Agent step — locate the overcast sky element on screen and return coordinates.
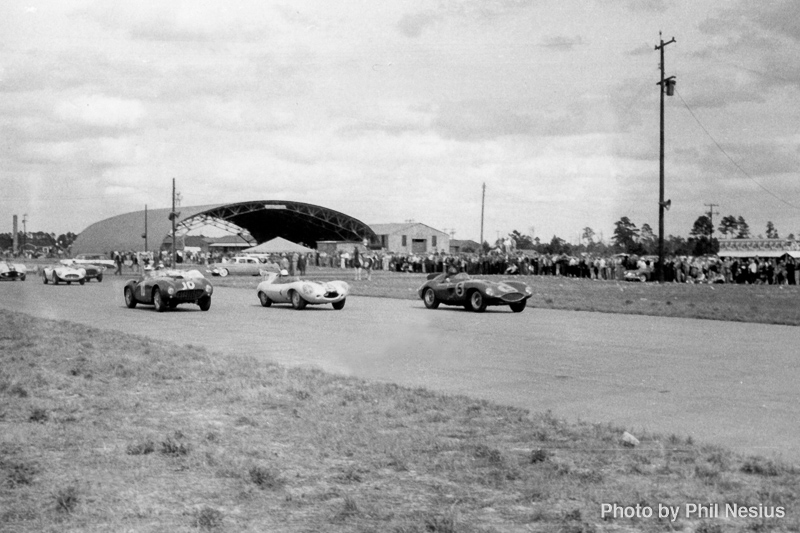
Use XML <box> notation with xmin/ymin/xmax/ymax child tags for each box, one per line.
<box><xmin>3</xmin><ymin>0</ymin><xmax>800</xmax><ymax>244</ymax></box>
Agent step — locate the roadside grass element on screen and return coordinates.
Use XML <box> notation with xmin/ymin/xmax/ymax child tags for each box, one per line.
<box><xmin>1</xmin><ymin>308</ymin><xmax>798</xmax><ymax>531</ymax></box>
<box><xmin>209</xmin><ymin>267</ymin><xmax>800</xmax><ymax>326</ymax></box>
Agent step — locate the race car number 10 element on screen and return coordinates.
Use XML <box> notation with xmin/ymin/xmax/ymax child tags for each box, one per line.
<box><xmin>180</xmin><ymin>281</ymin><xmax>196</xmax><ymax>290</ymax></box>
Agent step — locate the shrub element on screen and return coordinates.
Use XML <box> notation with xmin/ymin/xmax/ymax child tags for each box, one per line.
<box><xmin>55</xmin><ymin>485</ymin><xmax>79</xmax><ymax>513</ymax></box>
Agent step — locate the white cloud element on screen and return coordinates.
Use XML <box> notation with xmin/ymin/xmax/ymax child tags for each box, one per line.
<box><xmin>54</xmin><ymin>94</ymin><xmax>145</xmax><ymax>129</ymax></box>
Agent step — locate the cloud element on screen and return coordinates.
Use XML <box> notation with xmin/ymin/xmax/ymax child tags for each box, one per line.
<box><xmin>397</xmin><ymin>11</ymin><xmax>441</xmax><ymax>38</ymax></box>
<box><xmin>54</xmin><ymin>94</ymin><xmax>145</xmax><ymax>129</ymax></box>
<box><xmin>540</xmin><ymin>35</ymin><xmax>584</xmax><ymax>51</ymax></box>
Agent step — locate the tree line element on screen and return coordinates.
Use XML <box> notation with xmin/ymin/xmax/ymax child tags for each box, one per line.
<box><xmin>503</xmin><ymin>214</ymin><xmax>790</xmax><ymax>257</ymax></box>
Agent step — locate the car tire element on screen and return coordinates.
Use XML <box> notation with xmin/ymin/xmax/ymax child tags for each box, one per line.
<box><xmin>97</xmin><ymin>274</ymin><xmax>103</xmax><ymax>282</ymax></box>
<box><xmin>423</xmin><ymin>288</ymin><xmax>440</xmax><ymax>309</ymax></box>
<box><xmin>258</xmin><ymin>291</ymin><xmax>272</xmax><ymax>307</ymax></box>
<box><xmin>124</xmin><ymin>287</ymin><xmax>137</xmax><ymax>308</ymax></box>
<box><xmin>53</xmin><ymin>277</ymin><xmax>58</xmax><ymax>285</ymax></box>
<box><xmin>290</xmin><ymin>290</ymin><xmax>307</xmax><ymax>310</ymax></box>
<box><xmin>20</xmin><ymin>274</ymin><xmax>25</xmax><ymax>281</ymax></box>
<box><xmin>43</xmin><ymin>275</ymin><xmax>48</xmax><ymax>284</ymax></box>
<box><xmin>153</xmin><ymin>288</ymin><xmax>167</xmax><ymax>312</ymax></box>
<box><xmin>219</xmin><ymin>268</ymin><xmax>229</xmax><ymax>277</ymax></box>
<box><xmin>198</xmin><ymin>296</ymin><xmax>211</xmax><ymax>311</ymax></box>
<box><xmin>467</xmin><ymin>290</ymin><xmax>487</xmax><ymax>313</ymax></box>
<box><xmin>509</xmin><ymin>301</ymin><xmax>526</xmax><ymax>313</ymax></box>
<box><xmin>67</xmin><ymin>281</ymin><xmax>71</xmax><ymax>285</ymax></box>
<box><xmin>79</xmin><ymin>279</ymin><xmax>85</xmax><ymax>285</ymax></box>
<box><xmin>332</xmin><ymin>298</ymin><xmax>346</xmax><ymax>310</ymax></box>
<box><xmin>639</xmin><ymin>273</ymin><xmax>647</xmax><ymax>283</ymax></box>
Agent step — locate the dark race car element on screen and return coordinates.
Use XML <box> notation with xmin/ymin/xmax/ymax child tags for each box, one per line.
<box><xmin>124</xmin><ymin>268</ymin><xmax>213</xmax><ymax>312</ymax></box>
<box><xmin>417</xmin><ymin>272</ymin><xmax>532</xmax><ymax>313</ymax></box>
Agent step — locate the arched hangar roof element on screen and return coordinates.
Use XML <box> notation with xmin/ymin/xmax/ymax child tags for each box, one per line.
<box><xmin>71</xmin><ymin>200</ymin><xmax>377</xmax><ymax>255</ymax></box>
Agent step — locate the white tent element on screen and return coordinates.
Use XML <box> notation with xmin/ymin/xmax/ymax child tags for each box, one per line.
<box><xmin>243</xmin><ymin>237</ymin><xmax>314</xmax><ymax>254</ymax></box>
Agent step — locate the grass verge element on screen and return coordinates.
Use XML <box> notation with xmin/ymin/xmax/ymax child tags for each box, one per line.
<box><xmin>1</xmin><ymin>308</ymin><xmax>798</xmax><ymax>532</ymax></box>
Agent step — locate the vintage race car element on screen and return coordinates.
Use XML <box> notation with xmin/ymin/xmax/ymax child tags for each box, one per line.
<box><xmin>124</xmin><ymin>269</ymin><xmax>213</xmax><ymax>312</ymax></box>
<box><xmin>41</xmin><ymin>264</ymin><xmax>86</xmax><ymax>285</ymax></box>
<box><xmin>60</xmin><ymin>259</ymin><xmax>105</xmax><ymax>282</ymax></box>
<box><xmin>417</xmin><ymin>272</ymin><xmax>532</xmax><ymax>313</ymax></box>
<box><xmin>0</xmin><ymin>261</ymin><xmax>27</xmax><ymax>281</ymax></box>
<box><xmin>256</xmin><ymin>271</ymin><xmax>349</xmax><ymax>310</ymax></box>
<box><xmin>74</xmin><ymin>253</ymin><xmax>116</xmax><ymax>268</ymax></box>
<box><xmin>208</xmin><ymin>256</ymin><xmax>276</xmax><ymax>277</ymax></box>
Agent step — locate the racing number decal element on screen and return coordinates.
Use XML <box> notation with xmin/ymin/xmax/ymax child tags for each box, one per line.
<box><xmin>455</xmin><ymin>282</ymin><xmax>465</xmax><ymax>298</ymax></box>
<box><xmin>180</xmin><ymin>281</ymin><xmax>196</xmax><ymax>290</ymax></box>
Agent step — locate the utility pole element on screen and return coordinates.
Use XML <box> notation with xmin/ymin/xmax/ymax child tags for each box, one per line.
<box><xmin>656</xmin><ymin>32</ymin><xmax>676</xmax><ymax>283</ymax></box>
<box><xmin>704</xmin><ymin>203</ymin><xmax>719</xmax><ymax>238</ymax></box>
<box><xmin>142</xmin><ymin>204</ymin><xmax>148</xmax><ymax>253</ymax></box>
<box><xmin>22</xmin><ymin>214</ymin><xmax>28</xmax><ymax>250</ymax></box>
<box><xmin>168</xmin><ymin>179</ymin><xmax>180</xmax><ymax>267</ymax></box>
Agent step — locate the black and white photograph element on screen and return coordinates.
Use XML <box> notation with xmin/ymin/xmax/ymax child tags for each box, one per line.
<box><xmin>2</xmin><ymin>1</ymin><xmax>800</xmax><ymax>531</ymax></box>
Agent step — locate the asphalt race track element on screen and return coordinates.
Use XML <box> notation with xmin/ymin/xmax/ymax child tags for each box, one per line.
<box><xmin>2</xmin><ymin>276</ymin><xmax>799</xmax><ymax>463</ymax></box>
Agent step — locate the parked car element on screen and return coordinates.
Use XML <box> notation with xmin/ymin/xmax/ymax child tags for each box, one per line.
<box><xmin>41</xmin><ymin>264</ymin><xmax>86</xmax><ymax>285</ymax></box>
<box><xmin>60</xmin><ymin>259</ymin><xmax>105</xmax><ymax>282</ymax></box>
<box><xmin>256</xmin><ymin>270</ymin><xmax>349</xmax><ymax>310</ymax></box>
<box><xmin>124</xmin><ymin>269</ymin><xmax>213</xmax><ymax>312</ymax></box>
<box><xmin>209</xmin><ymin>256</ymin><xmax>276</xmax><ymax>277</ymax></box>
<box><xmin>0</xmin><ymin>261</ymin><xmax>27</xmax><ymax>281</ymax></box>
<box><xmin>417</xmin><ymin>272</ymin><xmax>532</xmax><ymax>313</ymax></box>
<box><xmin>74</xmin><ymin>254</ymin><xmax>116</xmax><ymax>268</ymax></box>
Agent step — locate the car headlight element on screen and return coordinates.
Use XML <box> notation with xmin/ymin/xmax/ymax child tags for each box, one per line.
<box><xmin>485</xmin><ymin>287</ymin><xmax>497</xmax><ymax>297</ymax></box>
<box><xmin>525</xmin><ymin>286</ymin><xmax>532</xmax><ymax>294</ymax></box>
<box><xmin>168</xmin><ymin>287</ymin><xmax>175</xmax><ymax>295</ymax></box>
<box><xmin>206</xmin><ymin>285</ymin><xmax>213</xmax><ymax>294</ymax></box>
<box><xmin>302</xmin><ymin>284</ymin><xmax>315</xmax><ymax>295</ymax></box>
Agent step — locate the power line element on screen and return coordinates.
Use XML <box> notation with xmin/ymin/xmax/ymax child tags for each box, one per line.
<box><xmin>674</xmin><ymin>88</ymin><xmax>800</xmax><ymax>210</ymax></box>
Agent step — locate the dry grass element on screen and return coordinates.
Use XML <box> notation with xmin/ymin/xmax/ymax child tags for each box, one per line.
<box><xmin>1</xmin><ymin>308</ymin><xmax>799</xmax><ymax>532</ymax></box>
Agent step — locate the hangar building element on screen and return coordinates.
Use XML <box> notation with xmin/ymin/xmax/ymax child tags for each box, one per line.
<box><xmin>71</xmin><ymin>201</ymin><xmax>377</xmax><ymax>256</ymax></box>
<box><xmin>370</xmin><ymin>223</ymin><xmax>450</xmax><ymax>254</ymax></box>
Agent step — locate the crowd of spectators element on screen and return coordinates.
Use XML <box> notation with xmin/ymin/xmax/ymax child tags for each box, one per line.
<box><xmin>82</xmin><ymin>247</ymin><xmax>800</xmax><ymax>286</ymax></box>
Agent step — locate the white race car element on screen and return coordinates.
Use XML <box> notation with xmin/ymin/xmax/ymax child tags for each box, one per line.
<box><xmin>256</xmin><ymin>271</ymin><xmax>349</xmax><ymax>310</ymax></box>
<box><xmin>0</xmin><ymin>261</ymin><xmax>27</xmax><ymax>281</ymax></box>
<box><xmin>41</xmin><ymin>264</ymin><xmax>87</xmax><ymax>285</ymax></box>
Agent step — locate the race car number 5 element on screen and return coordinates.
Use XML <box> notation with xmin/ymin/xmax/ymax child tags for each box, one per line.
<box><xmin>455</xmin><ymin>282</ymin><xmax>465</xmax><ymax>297</ymax></box>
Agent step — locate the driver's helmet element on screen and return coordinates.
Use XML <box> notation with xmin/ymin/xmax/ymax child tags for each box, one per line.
<box><xmin>447</xmin><ymin>266</ymin><xmax>459</xmax><ymax>276</ymax></box>
<box><xmin>280</xmin><ymin>269</ymin><xmax>289</xmax><ymax>276</ymax></box>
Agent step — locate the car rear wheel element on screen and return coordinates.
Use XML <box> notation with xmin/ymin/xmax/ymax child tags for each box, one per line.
<box><xmin>198</xmin><ymin>296</ymin><xmax>211</xmax><ymax>311</ymax></box>
<box><xmin>332</xmin><ymin>298</ymin><xmax>346</xmax><ymax>310</ymax></box>
<box><xmin>20</xmin><ymin>274</ymin><xmax>25</xmax><ymax>281</ymax></box>
<box><xmin>639</xmin><ymin>273</ymin><xmax>647</xmax><ymax>283</ymax></box>
<box><xmin>153</xmin><ymin>288</ymin><xmax>167</xmax><ymax>312</ymax></box>
<box><xmin>258</xmin><ymin>291</ymin><xmax>272</xmax><ymax>307</ymax></box>
<box><xmin>43</xmin><ymin>275</ymin><xmax>48</xmax><ymax>284</ymax></box>
<box><xmin>423</xmin><ymin>288</ymin><xmax>440</xmax><ymax>309</ymax></box>
<box><xmin>97</xmin><ymin>274</ymin><xmax>103</xmax><ymax>282</ymax></box>
<box><xmin>468</xmin><ymin>290</ymin><xmax>487</xmax><ymax>313</ymax></box>
<box><xmin>219</xmin><ymin>268</ymin><xmax>229</xmax><ymax>277</ymax></box>
<box><xmin>509</xmin><ymin>301</ymin><xmax>526</xmax><ymax>313</ymax></box>
<box><xmin>124</xmin><ymin>287</ymin><xmax>137</xmax><ymax>308</ymax></box>
<box><xmin>290</xmin><ymin>290</ymin><xmax>307</xmax><ymax>310</ymax></box>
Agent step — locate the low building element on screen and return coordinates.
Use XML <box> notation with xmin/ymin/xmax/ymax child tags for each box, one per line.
<box><xmin>450</xmin><ymin>239</ymin><xmax>481</xmax><ymax>254</ymax></box>
<box><xmin>370</xmin><ymin>223</ymin><xmax>449</xmax><ymax>254</ymax></box>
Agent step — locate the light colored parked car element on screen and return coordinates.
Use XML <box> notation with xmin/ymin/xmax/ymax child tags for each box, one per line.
<box><xmin>209</xmin><ymin>256</ymin><xmax>275</xmax><ymax>277</ymax></box>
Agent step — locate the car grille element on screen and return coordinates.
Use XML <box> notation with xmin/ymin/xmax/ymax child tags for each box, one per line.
<box><xmin>324</xmin><ymin>291</ymin><xmax>340</xmax><ymax>298</ymax></box>
<box><xmin>501</xmin><ymin>293</ymin><xmax>524</xmax><ymax>302</ymax></box>
<box><xmin>175</xmin><ymin>289</ymin><xmax>205</xmax><ymax>301</ymax></box>
<box><xmin>65</xmin><ymin>274</ymin><xmax>80</xmax><ymax>280</ymax></box>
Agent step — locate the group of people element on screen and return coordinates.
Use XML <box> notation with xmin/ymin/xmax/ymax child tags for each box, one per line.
<box><xmin>99</xmin><ymin>247</ymin><xmax>799</xmax><ymax>286</ymax></box>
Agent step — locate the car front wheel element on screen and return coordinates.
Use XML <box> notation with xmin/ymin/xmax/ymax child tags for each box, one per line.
<box><xmin>198</xmin><ymin>296</ymin><xmax>211</xmax><ymax>311</ymax></box>
<box><xmin>290</xmin><ymin>290</ymin><xmax>307</xmax><ymax>310</ymax></box>
<box><xmin>219</xmin><ymin>268</ymin><xmax>229</xmax><ymax>277</ymax></box>
<box><xmin>332</xmin><ymin>298</ymin><xmax>346</xmax><ymax>310</ymax></box>
<box><xmin>423</xmin><ymin>288</ymin><xmax>440</xmax><ymax>309</ymax></box>
<box><xmin>468</xmin><ymin>290</ymin><xmax>487</xmax><ymax>313</ymax></box>
<box><xmin>509</xmin><ymin>301</ymin><xmax>526</xmax><ymax>313</ymax></box>
<box><xmin>124</xmin><ymin>287</ymin><xmax>137</xmax><ymax>308</ymax></box>
<box><xmin>258</xmin><ymin>292</ymin><xmax>272</xmax><ymax>307</ymax></box>
<box><xmin>153</xmin><ymin>288</ymin><xmax>167</xmax><ymax>312</ymax></box>
<box><xmin>43</xmin><ymin>275</ymin><xmax>48</xmax><ymax>284</ymax></box>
